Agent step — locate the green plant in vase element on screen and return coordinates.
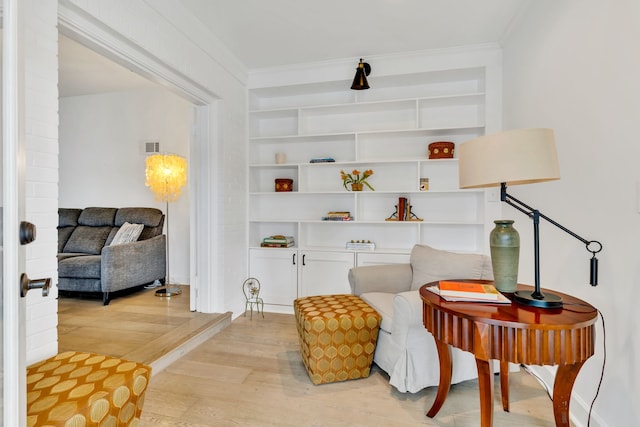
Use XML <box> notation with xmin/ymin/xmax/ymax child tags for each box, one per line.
<box><xmin>340</xmin><ymin>169</ymin><xmax>375</xmax><ymax>191</ymax></box>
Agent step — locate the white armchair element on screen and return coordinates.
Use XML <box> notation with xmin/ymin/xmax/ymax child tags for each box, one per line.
<box><xmin>348</xmin><ymin>244</ymin><xmax>494</xmax><ymax>393</ymax></box>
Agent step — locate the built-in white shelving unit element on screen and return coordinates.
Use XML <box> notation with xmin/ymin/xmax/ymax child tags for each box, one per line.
<box><xmin>248</xmin><ymin>51</ymin><xmax>501</xmax><ymax>311</ymax></box>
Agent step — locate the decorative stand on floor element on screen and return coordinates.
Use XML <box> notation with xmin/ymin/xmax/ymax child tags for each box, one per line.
<box><xmin>242</xmin><ymin>277</ymin><xmax>264</xmax><ymax>319</ymax></box>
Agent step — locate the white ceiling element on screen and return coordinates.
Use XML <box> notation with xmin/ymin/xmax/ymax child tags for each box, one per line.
<box><xmin>58</xmin><ymin>36</ymin><xmax>159</xmax><ymax>97</ymax></box>
<box><xmin>180</xmin><ymin>0</ymin><xmax>528</xmax><ymax>69</ymax></box>
<box><xmin>59</xmin><ymin>0</ymin><xmax>528</xmax><ymax>96</ymax></box>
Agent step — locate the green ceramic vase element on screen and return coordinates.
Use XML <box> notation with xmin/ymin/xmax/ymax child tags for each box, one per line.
<box><xmin>490</xmin><ymin>220</ymin><xmax>520</xmax><ymax>293</ymax></box>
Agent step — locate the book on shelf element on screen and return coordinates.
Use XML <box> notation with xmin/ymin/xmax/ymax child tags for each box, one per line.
<box><xmin>309</xmin><ymin>157</ymin><xmax>335</xmax><ymax>163</ymax></box>
<box><xmin>438</xmin><ymin>280</ymin><xmax>503</xmax><ymax>301</ymax></box>
<box><xmin>323</xmin><ymin>211</ymin><xmax>352</xmax><ymax>221</ymax></box>
<box><xmin>398</xmin><ymin>197</ymin><xmax>408</xmax><ymax>221</ymax></box>
<box><xmin>326</xmin><ymin>211</ymin><xmax>350</xmax><ymax>218</ymax></box>
<box><xmin>322</xmin><ymin>216</ymin><xmax>353</xmax><ymax>221</ymax></box>
<box><xmin>426</xmin><ymin>285</ymin><xmax>510</xmax><ymax>304</ymax></box>
<box><xmin>262</xmin><ymin>235</ymin><xmax>295</xmax><ymax>244</ymax></box>
<box><xmin>260</xmin><ymin>241</ymin><xmax>295</xmax><ymax>248</ymax></box>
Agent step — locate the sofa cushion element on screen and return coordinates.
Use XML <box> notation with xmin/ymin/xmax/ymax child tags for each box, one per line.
<box><xmin>78</xmin><ymin>207</ymin><xmax>117</xmax><ymax>227</ymax></box>
<box><xmin>58</xmin><ymin>227</ymin><xmax>75</xmax><ymax>253</ymax></box>
<box><xmin>63</xmin><ymin>226</ymin><xmax>112</xmax><ymax>255</ymax></box>
<box><xmin>115</xmin><ymin>207</ymin><xmax>163</xmax><ymax>227</ymax></box>
<box><xmin>115</xmin><ymin>208</ymin><xmax>164</xmax><ymax>240</ymax></box>
<box><xmin>59</xmin><ymin>208</ymin><xmax>82</xmax><ymax>227</ymax></box>
<box><xmin>410</xmin><ymin>244</ymin><xmax>491</xmax><ymax>291</ymax></box>
<box><xmin>110</xmin><ymin>222</ymin><xmax>144</xmax><ymax>245</ymax></box>
<box><xmin>58</xmin><ymin>208</ymin><xmax>84</xmax><ymax>252</ymax></box>
<box><xmin>58</xmin><ymin>255</ymin><xmax>101</xmax><ymax>279</ymax></box>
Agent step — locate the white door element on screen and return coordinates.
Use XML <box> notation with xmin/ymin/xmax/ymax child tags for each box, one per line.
<box><xmin>4</xmin><ymin>0</ymin><xmax>30</xmax><ymax>424</ymax></box>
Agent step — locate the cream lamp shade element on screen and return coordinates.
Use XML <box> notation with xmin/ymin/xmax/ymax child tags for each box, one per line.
<box><xmin>458</xmin><ymin>128</ymin><xmax>560</xmax><ymax>189</ymax></box>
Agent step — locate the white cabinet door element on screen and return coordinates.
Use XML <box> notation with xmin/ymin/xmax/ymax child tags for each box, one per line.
<box><xmin>249</xmin><ymin>249</ymin><xmax>298</xmax><ymax>306</ymax></box>
<box><xmin>299</xmin><ymin>251</ymin><xmax>355</xmax><ymax>297</ymax></box>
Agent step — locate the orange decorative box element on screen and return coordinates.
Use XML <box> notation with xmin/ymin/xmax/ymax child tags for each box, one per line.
<box><xmin>275</xmin><ymin>178</ymin><xmax>293</xmax><ymax>192</ymax></box>
<box><xmin>428</xmin><ymin>141</ymin><xmax>455</xmax><ymax>159</ymax></box>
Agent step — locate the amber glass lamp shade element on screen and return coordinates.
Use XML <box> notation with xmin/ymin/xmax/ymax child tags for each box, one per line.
<box><xmin>145</xmin><ymin>153</ymin><xmax>187</xmax><ymax>202</ymax></box>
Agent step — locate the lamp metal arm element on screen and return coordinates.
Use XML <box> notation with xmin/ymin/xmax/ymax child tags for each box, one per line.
<box><xmin>500</xmin><ymin>183</ymin><xmax>602</xmax><ymax>254</ymax></box>
<box><xmin>500</xmin><ymin>182</ymin><xmax>602</xmax><ymax>287</ymax></box>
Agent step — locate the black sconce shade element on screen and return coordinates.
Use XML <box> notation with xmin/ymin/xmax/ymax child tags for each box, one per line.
<box><xmin>351</xmin><ymin>59</ymin><xmax>371</xmax><ymax>90</ymax></box>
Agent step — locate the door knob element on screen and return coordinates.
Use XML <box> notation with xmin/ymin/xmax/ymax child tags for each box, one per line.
<box><xmin>20</xmin><ymin>273</ymin><xmax>51</xmax><ymax>297</ymax></box>
<box><xmin>19</xmin><ymin>221</ymin><xmax>37</xmax><ymax>245</ymax></box>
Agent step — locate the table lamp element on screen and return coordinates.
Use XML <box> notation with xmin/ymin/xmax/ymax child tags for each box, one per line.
<box><xmin>458</xmin><ymin>128</ymin><xmax>602</xmax><ymax>308</ymax></box>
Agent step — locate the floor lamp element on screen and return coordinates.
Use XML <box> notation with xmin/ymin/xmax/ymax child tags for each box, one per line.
<box><xmin>458</xmin><ymin>128</ymin><xmax>602</xmax><ymax>308</ymax></box>
<box><xmin>145</xmin><ymin>153</ymin><xmax>187</xmax><ymax>297</ymax></box>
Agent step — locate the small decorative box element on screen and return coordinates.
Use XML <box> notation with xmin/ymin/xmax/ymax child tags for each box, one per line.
<box><xmin>275</xmin><ymin>178</ymin><xmax>293</xmax><ymax>192</ymax></box>
<box><xmin>346</xmin><ymin>240</ymin><xmax>375</xmax><ymax>251</ymax></box>
<box><xmin>428</xmin><ymin>141</ymin><xmax>455</xmax><ymax>159</ymax></box>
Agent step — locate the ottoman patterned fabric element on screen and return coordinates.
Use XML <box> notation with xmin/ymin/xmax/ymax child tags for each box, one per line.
<box><xmin>294</xmin><ymin>294</ymin><xmax>382</xmax><ymax>385</ymax></box>
<box><xmin>26</xmin><ymin>351</ymin><xmax>151</xmax><ymax>427</ymax></box>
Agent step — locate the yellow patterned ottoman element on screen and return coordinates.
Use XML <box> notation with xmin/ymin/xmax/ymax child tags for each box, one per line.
<box><xmin>26</xmin><ymin>351</ymin><xmax>151</xmax><ymax>427</ymax></box>
<box><xmin>294</xmin><ymin>294</ymin><xmax>382</xmax><ymax>385</ymax></box>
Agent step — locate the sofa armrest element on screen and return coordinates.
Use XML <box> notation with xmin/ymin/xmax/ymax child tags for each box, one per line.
<box><xmin>392</xmin><ymin>290</ymin><xmax>425</xmax><ymax>337</ymax></box>
<box><xmin>348</xmin><ymin>263</ymin><xmax>412</xmax><ymax>296</ymax></box>
<box><xmin>101</xmin><ymin>234</ymin><xmax>166</xmax><ymax>293</ymax></box>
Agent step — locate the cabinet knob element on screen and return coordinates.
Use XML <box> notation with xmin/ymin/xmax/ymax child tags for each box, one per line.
<box><xmin>292</xmin><ymin>253</ymin><xmax>296</xmax><ymax>265</ymax></box>
<box><xmin>302</xmin><ymin>254</ymin><xmax>306</xmax><ymax>266</ymax></box>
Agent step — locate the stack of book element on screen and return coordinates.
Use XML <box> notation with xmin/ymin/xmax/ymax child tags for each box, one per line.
<box><xmin>322</xmin><ymin>211</ymin><xmax>353</xmax><ymax>221</ymax></box>
<box><xmin>428</xmin><ymin>280</ymin><xmax>510</xmax><ymax>303</ymax></box>
<box><xmin>260</xmin><ymin>235</ymin><xmax>295</xmax><ymax>248</ymax></box>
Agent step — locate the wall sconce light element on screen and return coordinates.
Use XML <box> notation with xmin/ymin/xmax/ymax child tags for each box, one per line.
<box><xmin>351</xmin><ymin>58</ymin><xmax>371</xmax><ymax>90</ymax></box>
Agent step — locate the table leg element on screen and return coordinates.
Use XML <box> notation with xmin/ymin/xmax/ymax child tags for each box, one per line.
<box><xmin>426</xmin><ymin>339</ymin><xmax>452</xmax><ymax>418</ymax></box>
<box><xmin>553</xmin><ymin>361</ymin><xmax>586</xmax><ymax>427</ymax></box>
<box><xmin>500</xmin><ymin>361</ymin><xmax>509</xmax><ymax>412</ymax></box>
<box><xmin>476</xmin><ymin>358</ymin><xmax>494</xmax><ymax>427</ymax></box>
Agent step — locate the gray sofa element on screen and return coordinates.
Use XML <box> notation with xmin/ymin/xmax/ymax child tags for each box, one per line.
<box><xmin>57</xmin><ymin>207</ymin><xmax>167</xmax><ymax>305</ymax></box>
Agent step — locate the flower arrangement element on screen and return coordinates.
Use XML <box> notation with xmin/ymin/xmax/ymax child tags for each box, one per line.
<box><xmin>340</xmin><ymin>169</ymin><xmax>375</xmax><ymax>191</ymax></box>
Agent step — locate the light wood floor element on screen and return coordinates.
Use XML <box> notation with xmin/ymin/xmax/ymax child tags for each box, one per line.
<box><xmin>139</xmin><ymin>312</ymin><xmax>560</xmax><ymax>427</ymax></box>
<box><xmin>58</xmin><ymin>285</ymin><xmax>231</xmax><ymax>370</ymax></box>
<box><xmin>58</xmin><ymin>290</ymin><xmax>559</xmax><ymax>426</ymax></box>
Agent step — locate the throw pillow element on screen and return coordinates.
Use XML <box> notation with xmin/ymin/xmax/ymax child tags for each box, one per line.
<box><xmin>409</xmin><ymin>244</ymin><xmax>489</xmax><ymax>291</ymax></box>
<box><xmin>110</xmin><ymin>222</ymin><xmax>144</xmax><ymax>246</ymax></box>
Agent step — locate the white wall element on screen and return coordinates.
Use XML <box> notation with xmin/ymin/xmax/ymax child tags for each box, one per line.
<box><xmin>24</xmin><ymin>0</ymin><xmax>59</xmax><ymax>365</ymax></box>
<box><xmin>22</xmin><ymin>0</ymin><xmax>249</xmax><ymax>363</ymax></box>
<box><xmin>59</xmin><ymin>88</ymin><xmax>191</xmax><ymax>284</ymax></box>
<box><xmin>502</xmin><ymin>1</ymin><xmax>639</xmax><ymax>426</ymax></box>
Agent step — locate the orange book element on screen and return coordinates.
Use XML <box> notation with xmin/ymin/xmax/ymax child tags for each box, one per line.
<box><xmin>438</xmin><ymin>280</ymin><xmax>501</xmax><ymax>300</ymax></box>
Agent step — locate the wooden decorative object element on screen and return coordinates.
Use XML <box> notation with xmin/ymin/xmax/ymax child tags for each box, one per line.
<box><xmin>275</xmin><ymin>178</ymin><xmax>293</xmax><ymax>192</ymax></box>
<box><xmin>428</xmin><ymin>141</ymin><xmax>455</xmax><ymax>159</ymax></box>
<box><xmin>386</xmin><ymin>199</ymin><xmax>423</xmax><ymax>221</ymax></box>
